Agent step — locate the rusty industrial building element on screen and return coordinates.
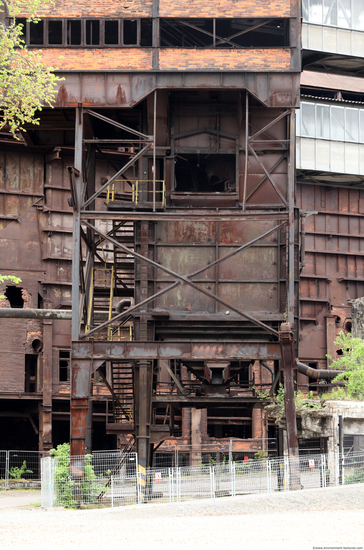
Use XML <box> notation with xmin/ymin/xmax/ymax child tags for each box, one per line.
<box><xmin>1</xmin><ymin>0</ymin><xmax>364</xmax><ymax>471</ymax></box>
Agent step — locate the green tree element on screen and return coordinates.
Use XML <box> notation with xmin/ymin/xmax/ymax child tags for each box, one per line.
<box><xmin>327</xmin><ymin>331</ymin><xmax>364</xmax><ymax>400</ymax></box>
<box><xmin>0</xmin><ymin>0</ymin><xmax>59</xmax><ymax>135</ymax></box>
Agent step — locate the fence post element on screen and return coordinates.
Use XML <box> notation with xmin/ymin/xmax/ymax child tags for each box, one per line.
<box><xmin>5</xmin><ymin>451</ymin><xmax>9</xmax><ymax>490</ymax></box>
<box><xmin>168</xmin><ymin>468</ymin><xmax>172</xmax><ymax>503</ymax></box>
<box><xmin>41</xmin><ymin>456</ymin><xmax>53</xmax><ymax>509</ymax></box>
<box><xmin>137</xmin><ymin>471</ymin><xmax>141</xmax><ymax>504</ymax></box>
<box><xmin>321</xmin><ymin>455</ymin><xmax>326</xmax><ymax>488</ymax></box>
<box><xmin>229</xmin><ymin>439</ymin><xmax>233</xmax><ymax>474</ymax></box>
<box><xmin>177</xmin><ymin>467</ymin><xmax>181</xmax><ymax>503</ymax></box>
<box><xmin>284</xmin><ymin>456</ymin><xmax>290</xmax><ymax>491</ymax></box>
<box><xmin>267</xmin><ymin>460</ymin><xmax>272</xmax><ymax>494</ymax></box>
<box><xmin>210</xmin><ymin>466</ymin><xmax>215</xmax><ymax>499</ymax></box>
<box><xmin>231</xmin><ymin>462</ymin><xmax>236</xmax><ymax>497</ymax></box>
<box><xmin>176</xmin><ymin>445</ymin><xmax>178</xmax><ymax>468</ymax></box>
<box><xmin>111</xmin><ymin>476</ymin><xmax>114</xmax><ymax>508</ymax></box>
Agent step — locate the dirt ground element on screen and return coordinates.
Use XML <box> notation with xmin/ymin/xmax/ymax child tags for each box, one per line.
<box><xmin>0</xmin><ymin>485</ymin><xmax>363</xmax><ymax>550</ymax></box>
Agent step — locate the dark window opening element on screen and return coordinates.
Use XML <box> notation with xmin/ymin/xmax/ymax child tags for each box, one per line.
<box><xmin>29</xmin><ymin>20</ymin><xmax>44</xmax><ymax>45</ymax></box>
<box><xmin>5</xmin><ymin>286</ymin><xmax>24</xmax><ymax>308</ymax></box>
<box><xmin>231</xmin><ymin>361</ymin><xmax>250</xmax><ymax>385</ymax></box>
<box><xmin>141</xmin><ymin>19</ymin><xmax>152</xmax><ymax>47</ymax></box>
<box><xmin>160</xmin><ymin>18</ymin><xmax>289</xmax><ymax>48</ymax></box>
<box><xmin>48</xmin><ymin>20</ymin><xmax>63</xmax><ymax>45</ymax></box>
<box><xmin>207</xmin><ymin>420</ymin><xmax>252</xmax><ymax>439</ymax></box>
<box><xmin>96</xmin><ymin>364</ymin><xmax>106</xmax><ymax>383</ymax></box>
<box><xmin>67</xmin><ymin>20</ymin><xmax>82</xmax><ymax>45</ymax></box>
<box><xmin>86</xmin><ymin>20</ymin><xmax>100</xmax><ymax>45</ymax></box>
<box><xmin>15</xmin><ymin>18</ymin><xmax>27</xmax><ymax>41</ymax></box>
<box><xmin>175</xmin><ymin>154</ymin><xmax>236</xmax><ymax>193</ymax></box>
<box><xmin>344</xmin><ymin>320</ymin><xmax>352</xmax><ymax>332</ymax></box>
<box><xmin>216</xmin><ymin>19</ymin><xmax>288</xmax><ymax>48</ymax></box>
<box><xmin>25</xmin><ymin>355</ymin><xmax>37</xmax><ymax>393</ymax></box>
<box><xmin>160</xmin><ymin>19</ymin><xmax>213</xmax><ymax>47</ymax></box>
<box><xmin>105</xmin><ymin>20</ymin><xmax>119</xmax><ymax>45</ymax></box>
<box><xmin>59</xmin><ymin>350</ymin><xmax>70</xmax><ymax>382</ymax></box>
<box><xmin>123</xmin><ymin>20</ymin><xmax>138</xmax><ymax>45</ymax></box>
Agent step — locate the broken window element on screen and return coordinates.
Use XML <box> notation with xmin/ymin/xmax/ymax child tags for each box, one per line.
<box><xmin>25</xmin><ymin>355</ymin><xmax>37</xmax><ymax>393</ymax></box>
<box><xmin>4</xmin><ymin>286</ymin><xmax>24</xmax><ymax>308</ymax></box>
<box><xmin>59</xmin><ymin>350</ymin><xmax>70</xmax><ymax>382</ymax></box>
<box><xmin>48</xmin><ymin>20</ymin><xmax>63</xmax><ymax>45</ymax></box>
<box><xmin>15</xmin><ymin>18</ymin><xmax>27</xmax><ymax>42</ymax></box>
<box><xmin>86</xmin><ymin>20</ymin><xmax>100</xmax><ymax>46</ymax></box>
<box><xmin>141</xmin><ymin>19</ymin><xmax>152</xmax><ymax>47</ymax></box>
<box><xmin>160</xmin><ymin>18</ymin><xmax>289</xmax><ymax>48</ymax></box>
<box><xmin>174</xmin><ymin>154</ymin><xmax>236</xmax><ymax>193</ymax></box>
<box><xmin>67</xmin><ymin>20</ymin><xmax>82</xmax><ymax>46</ymax></box>
<box><xmin>105</xmin><ymin>20</ymin><xmax>119</xmax><ymax>45</ymax></box>
<box><xmin>29</xmin><ymin>20</ymin><xmax>44</xmax><ymax>45</ymax></box>
<box><xmin>123</xmin><ymin>20</ymin><xmax>138</xmax><ymax>45</ymax></box>
<box><xmin>160</xmin><ymin>19</ymin><xmax>213</xmax><ymax>47</ymax></box>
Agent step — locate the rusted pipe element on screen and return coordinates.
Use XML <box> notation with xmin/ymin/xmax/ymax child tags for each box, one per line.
<box><xmin>0</xmin><ymin>308</ymin><xmax>71</xmax><ymax>319</ymax></box>
<box><xmin>116</xmin><ymin>299</ymin><xmax>131</xmax><ymax>313</ymax></box>
<box><xmin>297</xmin><ymin>361</ymin><xmax>344</xmax><ymax>379</ymax></box>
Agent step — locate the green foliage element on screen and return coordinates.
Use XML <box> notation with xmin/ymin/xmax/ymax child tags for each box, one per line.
<box><xmin>326</xmin><ymin>331</ymin><xmax>364</xmax><ymax>400</ymax></box>
<box><xmin>0</xmin><ymin>0</ymin><xmax>61</xmax><ymax>135</ymax></box>
<box><xmin>254</xmin><ymin>451</ymin><xmax>268</xmax><ymax>460</ymax></box>
<box><xmin>255</xmin><ymin>384</ymin><xmax>322</xmax><ymax>420</ymax></box>
<box><xmin>0</xmin><ymin>274</ymin><xmax>21</xmax><ymax>299</ymax></box>
<box><xmin>9</xmin><ymin>460</ymin><xmax>33</xmax><ymax>479</ymax></box>
<box><xmin>49</xmin><ymin>443</ymin><xmax>103</xmax><ymax>507</ymax></box>
<box><xmin>345</xmin><ymin>468</ymin><xmax>364</xmax><ymax>485</ymax></box>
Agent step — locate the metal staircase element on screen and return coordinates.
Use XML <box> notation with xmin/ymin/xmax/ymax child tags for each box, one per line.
<box><xmin>112</xmin><ymin>362</ymin><xmax>134</xmax><ymax>424</ymax></box>
<box><xmin>113</xmin><ymin>221</ymin><xmax>134</xmax><ymax>298</ymax></box>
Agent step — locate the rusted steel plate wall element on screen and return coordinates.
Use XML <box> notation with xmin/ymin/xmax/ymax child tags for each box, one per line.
<box><xmin>51</xmin><ymin>73</ymin><xmax>300</xmax><ymax>109</ymax></box>
<box><xmin>298</xmin><ymin>182</ymin><xmax>364</xmax><ymax>367</ymax></box>
<box><xmin>0</xmin><ymin>151</ymin><xmax>43</xmax><ymax>229</ymax></box>
<box><xmin>143</xmin><ymin>219</ymin><xmax>283</xmax><ymax>315</ymax></box>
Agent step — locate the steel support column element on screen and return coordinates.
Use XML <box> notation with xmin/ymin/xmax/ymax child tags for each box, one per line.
<box><xmin>41</xmin><ymin>300</ymin><xmax>53</xmax><ymax>453</ymax></box>
<box><xmin>279</xmin><ymin>323</ymin><xmax>300</xmax><ymax>490</ymax></box>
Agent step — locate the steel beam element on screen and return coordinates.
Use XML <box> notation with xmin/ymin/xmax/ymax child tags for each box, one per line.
<box><xmin>81</xmin><ymin>211</ymin><xmax>289</xmax><ymax>222</ymax></box>
<box><xmin>72</xmin><ymin>340</ymin><xmax>282</xmax><ymax>361</ymax></box>
<box><xmin>71</xmin><ymin>106</ymin><xmax>83</xmax><ymax>341</ymax></box>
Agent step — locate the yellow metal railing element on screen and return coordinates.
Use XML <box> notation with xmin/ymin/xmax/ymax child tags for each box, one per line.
<box><xmin>105</xmin><ymin>179</ymin><xmax>166</xmax><ymax>208</ymax></box>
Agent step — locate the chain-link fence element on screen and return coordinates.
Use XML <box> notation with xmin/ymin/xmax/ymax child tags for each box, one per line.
<box><xmin>0</xmin><ymin>450</ymin><xmax>47</xmax><ymax>489</ymax></box>
<box><xmin>42</xmin><ymin>448</ymin><xmax>364</xmax><ymax>509</ymax></box>
<box><xmin>42</xmin><ymin>451</ymin><xmax>138</xmax><ymax>508</ymax></box>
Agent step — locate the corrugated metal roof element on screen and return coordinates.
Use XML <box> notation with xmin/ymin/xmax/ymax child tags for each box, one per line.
<box><xmin>301</xmin><ymin>94</ymin><xmax>364</xmax><ymax>106</ymax></box>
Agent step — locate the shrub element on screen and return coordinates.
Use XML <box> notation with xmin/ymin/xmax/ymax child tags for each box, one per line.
<box><xmin>49</xmin><ymin>443</ymin><xmax>103</xmax><ymax>507</ymax></box>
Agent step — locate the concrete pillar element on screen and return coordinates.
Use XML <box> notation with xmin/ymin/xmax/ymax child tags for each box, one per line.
<box><xmin>351</xmin><ymin>297</ymin><xmax>364</xmax><ymax>339</ymax></box>
<box><xmin>191</xmin><ymin>408</ymin><xmax>202</xmax><ymax>466</ymax></box>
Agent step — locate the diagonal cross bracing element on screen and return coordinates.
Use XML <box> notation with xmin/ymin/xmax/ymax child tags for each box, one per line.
<box><xmin>82</xmin><ymin>220</ymin><xmax>284</xmax><ymax>337</ymax></box>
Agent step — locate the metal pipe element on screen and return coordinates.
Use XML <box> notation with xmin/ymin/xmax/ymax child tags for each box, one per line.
<box><xmin>116</xmin><ymin>299</ymin><xmax>132</xmax><ymax>314</ymax></box>
<box><xmin>0</xmin><ymin>308</ymin><xmax>72</xmax><ymax>319</ymax></box>
<box><xmin>297</xmin><ymin>361</ymin><xmax>344</xmax><ymax>380</ymax></box>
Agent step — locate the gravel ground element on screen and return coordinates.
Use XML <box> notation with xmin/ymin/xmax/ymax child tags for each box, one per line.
<box><xmin>0</xmin><ymin>484</ymin><xmax>363</xmax><ymax>550</ymax></box>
